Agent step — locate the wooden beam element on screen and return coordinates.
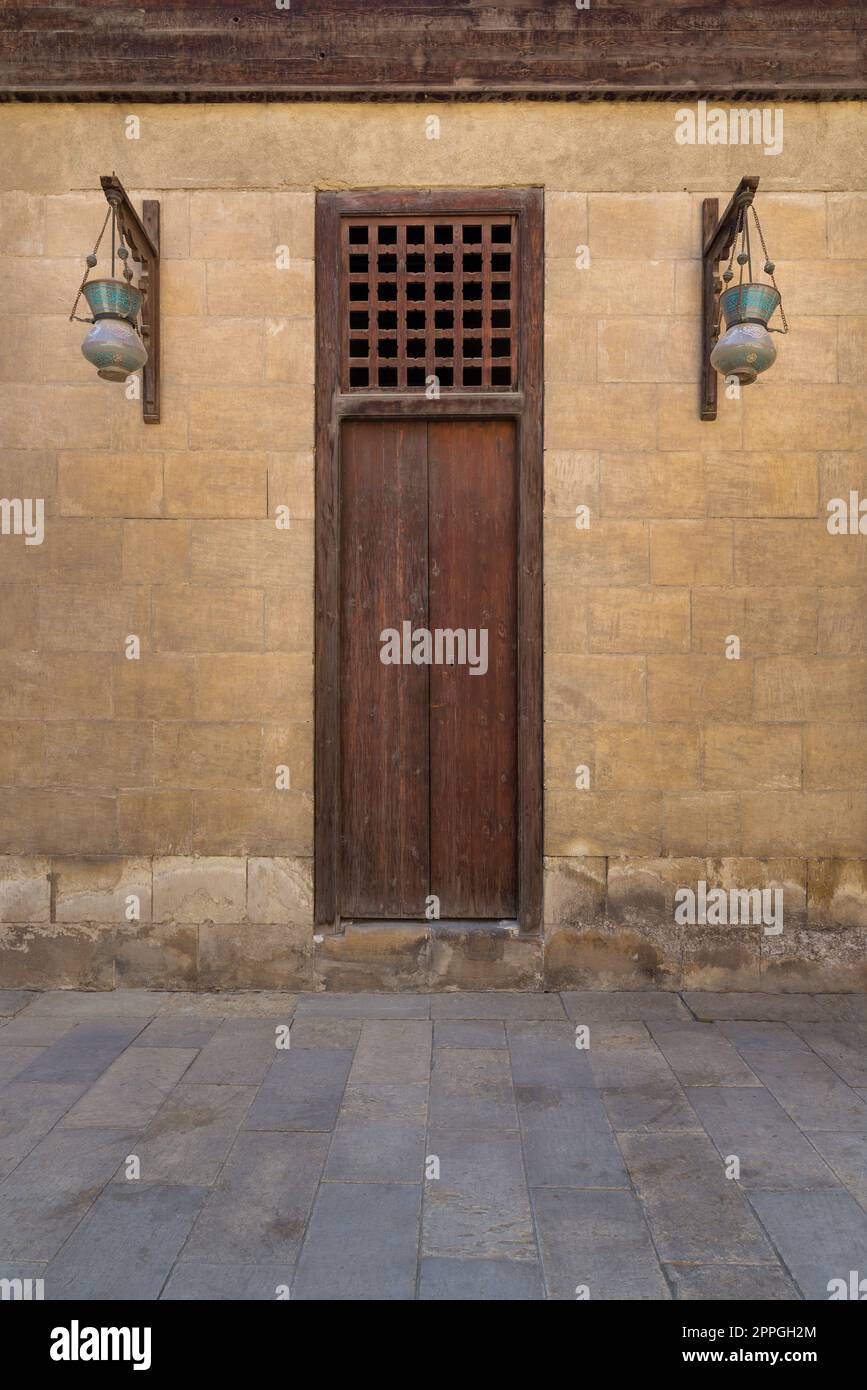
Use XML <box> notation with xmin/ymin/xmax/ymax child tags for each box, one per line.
<box><xmin>701</xmin><ymin>176</ymin><xmax>760</xmax><ymax>421</ymax></box>
<box><xmin>100</xmin><ymin>174</ymin><xmax>160</xmax><ymax>423</ymax></box>
<box><xmin>1</xmin><ymin>2</ymin><xmax>864</xmax><ymax>99</ymax></box>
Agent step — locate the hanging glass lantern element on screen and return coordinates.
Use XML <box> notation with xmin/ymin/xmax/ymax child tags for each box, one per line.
<box><xmin>710</xmin><ymin>201</ymin><xmax>788</xmax><ymax>385</ymax></box>
<box><xmin>69</xmin><ymin>197</ymin><xmax>148</xmax><ymax>382</ymax></box>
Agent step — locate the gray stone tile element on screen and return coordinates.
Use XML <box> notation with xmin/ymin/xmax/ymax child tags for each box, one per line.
<box><xmin>665</xmin><ymin>1263</ymin><xmax>800</xmax><ymax>1300</ymax></box>
<box><xmin>324</xmin><ymin>1082</ymin><xmax>428</xmax><ymax>1183</ymax></box>
<box><xmin>419</xmin><ymin>1256</ymin><xmax>544</xmax><ymax>1300</ymax></box>
<box><xmin>293</xmin><ymin>1181</ymin><xmax>421</xmax><ymax>1300</ymax></box>
<box><xmin>181</xmin><ymin>1130</ymin><xmax>328</xmax><ymax>1264</ymax></box>
<box><xmin>0</xmin><ymin>1127</ymin><xmax>134</xmax><ymax>1261</ymax></box>
<box><xmin>807</xmin><ymin>1132</ymin><xmax>867</xmax><ymax>1212</ymax></box>
<box><xmin>518</xmin><ymin>1086</ymin><xmax>629</xmax><ymax>1188</ymax></box>
<box><xmin>589</xmin><ymin>1033</ymin><xmax>701</xmax><ymax>1133</ymax></box>
<box><xmin>562</xmin><ymin>991</ymin><xmax>689</xmax><ymax>1022</ymax></box>
<box><xmin>619</xmin><ymin>1132</ymin><xmax>775</xmax><ymax>1263</ymax></box>
<box><xmin>245</xmin><ymin>1048</ymin><xmax>353</xmax><ymax>1131</ymax></box>
<box><xmin>0</xmin><ymin>1081</ymin><xmax>87</xmax><ymax>1180</ymax></box>
<box><xmin>184</xmin><ymin>1018</ymin><xmax>285</xmax><ymax>1085</ymax></box>
<box><xmin>434</xmin><ymin>1020</ymin><xmax>507</xmax><ymax>1049</ymax></box>
<box><xmin>686</xmin><ymin>1086</ymin><xmax>840</xmax><ymax>1190</ymax></box>
<box><xmin>295</xmin><ymin>993</ymin><xmax>431</xmax><ymax>1019</ymax></box>
<box><xmin>682</xmin><ymin>992</ymin><xmax>832</xmax><ymax>1022</ymax></box>
<box><xmin>533</xmin><ymin>1188</ymin><xmax>669</xmax><ymax>1300</ymax></box>
<box><xmin>61</xmin><ymin>1048</ymin><xmax>197</xmax><ymax>1129</ymax></box>
<box><xmin>131</xmin><ymin>1015</ymin><xmax>223</xmax><ymax>1049</ymax></box>
<box><xmin>429</xmin><ymin>1047</ymin><xmax>517</xmax><ymax>1130</ymax></box>
<box><xmin>157</xmin><ymin>990</ymin><xmax>298</xmax><ymax>1019</ymax></box>
<box><xmin>23</xmin><ymin>989</ymin><xmax>168</xmax><ymax>1020</ymax></box>
<box><xmin>431</xmin><ymin>992</ymin><xmax>565</xmax><ymax>1020</ymax></box>
<box><xmin>349</xmin><ymin>1019</ymin><xmax>432</xmax><ymax>1084</ymax></box>
<box><xmin>44</xmin><ymin>1183</ymin><xmax>207</xmax><ymax>1300</ymax></box>
<box><xmin>747</xmin><ymin>1190</ymin><xmax>867</xmax><ymax>1300</ymax></box>
<box><xmin>0</xmin><ymin>1015</ymin><xmax>78</xmax><ymax>1047</ymax></box>
<box><xmin>114</xmin><ymin>1083</ymin><xmax>256</xmax><ymax>1186</ymax></box>
<box><xmin>648</xmin><ymin>1022</ymin><xmax>762</xmax><ymax>1087</ymax></box>
<box><xmin>287</xmin><ymin>1017</ymin><xmax>363</xmax><ymax>1050</ymax></box>
<box><xmin>161</xmin><ymin>1262</ymin><xmax>294</xmax><ymax>1300</ymax></box>
<box><xmin>508</xmin><ymin>1021</ymin><xmax>593</xmax><ymax>1090</ymax></box>
<box><xmin>0</xmin><ymin>991</ymin><xmax>36</xmax><ymax>1017</ymax></box>
<box><xmin>716</xmin><ymin>1021</ymin><xmax>811</xmax><ymax>1054</ymax></box>
<box><xmin>814</xmin><ymin>995</ymin><xmax>867</xmax><ymax>1025</ymax></box>
<box><xmin>0</xmin><ymin>1048</ymin><xmax>45</xmax><ymax>1084</ymax></box>
<box><xmin>422</xmin><ymin>1130</ymin><xmax>536</xmax><ymax>1261</ymax></box>
<box><xmin>745</xmin><ymin>1051</ymin><xmax>867</xmax><ymax>1132</ymax></box>
<box><xmin>14</xmin><ymin>1020</ymin><xmax>146</xmax><ymax>1083</ymax></box>
<box><xmin>0</xmin><ymin>1263</ymin><xmax>47</xmax><ymax>1296</ymax></box>
<box><xmin>792</xmin><ymin>1022</ymin><xmax>867</xmax><ymax>1087</ymax></box>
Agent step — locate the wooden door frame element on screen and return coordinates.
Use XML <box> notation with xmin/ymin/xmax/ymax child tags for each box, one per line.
<box><xmin>314</xmin><ymin>187</ymin><xmax>543</xmax><ymax>933</ymax></box>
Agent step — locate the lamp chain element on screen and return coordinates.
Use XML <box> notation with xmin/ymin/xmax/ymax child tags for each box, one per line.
<box><xmin>751</xmin><ymin>206</ymin><xmax>789</xmax><ymax>334</ymax></box>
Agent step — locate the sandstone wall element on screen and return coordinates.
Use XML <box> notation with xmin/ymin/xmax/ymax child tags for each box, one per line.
<box><xmin>0</xmin><ymin>102</ymin><xmax>865</xmax><ymax>989</ymax></box>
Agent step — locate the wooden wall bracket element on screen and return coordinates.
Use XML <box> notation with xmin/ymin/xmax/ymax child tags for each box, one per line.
<box><xmin>701</xmin><ymin>175</ymin><xmax>759</xmax><ymax>421</ymax></box>
<box><xmin>100</xmin><ymin>173</ymin><xmax>160</xmax><ymax>423</ymax></box>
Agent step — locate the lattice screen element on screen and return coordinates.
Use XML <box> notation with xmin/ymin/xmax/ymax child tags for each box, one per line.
<box><xmin>340</xmin><ymin>215</ymin><xmax>517</xmax><ymax>391</ymax></box>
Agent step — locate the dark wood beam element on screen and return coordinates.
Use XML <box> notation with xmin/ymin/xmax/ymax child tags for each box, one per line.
<box><xmin>1</xmin><ymin>2</ymin><xmax>865</xmax><ymax>100</ymax></box>
<box><xmin>100</xmin><ymin>174</ymin><xmax>160</xmax><ymax>424</ymax></box>
<box><xmin>701</xmin><ymin>175</ymin><xmax>759</xmax><ymax>421</ymax></box>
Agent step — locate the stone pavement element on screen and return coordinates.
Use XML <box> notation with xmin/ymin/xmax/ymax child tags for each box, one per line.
<box><xmin>1</xmin><ymin>986</ymin><xmax>867</xmax><ymax>1301</ymax></box>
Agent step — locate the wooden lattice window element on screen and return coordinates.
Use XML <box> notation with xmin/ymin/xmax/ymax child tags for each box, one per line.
<box><xmin>340</xmin><ymin>215</ymin><xmax>517</xmax><ymax>392</ymax></box>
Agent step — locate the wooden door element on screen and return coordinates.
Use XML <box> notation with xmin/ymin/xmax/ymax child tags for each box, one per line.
<box><xmin>338</xmin><ymin>417</ymin><xmax>517</xmax><ymax>919</ymax></box>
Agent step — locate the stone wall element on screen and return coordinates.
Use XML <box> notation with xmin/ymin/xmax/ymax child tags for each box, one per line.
<box><xmin>0</xmin><ymin>101</ymin><xmax>865</xmax><ymax>990</ymax></box>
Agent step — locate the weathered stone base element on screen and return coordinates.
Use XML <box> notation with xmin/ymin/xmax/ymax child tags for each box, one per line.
<box><xmin>1</xmin><ymin>854</ymin><xmax>865</xmax><ymax>993</ymax></box>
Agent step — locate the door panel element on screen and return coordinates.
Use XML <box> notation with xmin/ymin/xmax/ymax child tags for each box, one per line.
<box><xmin>339</xmin><ymin>419</ymin><xmax>429</xmax><ymax>917</ymax></box>
<box><xmin>428</xmin><ymin>421</ymin><xmax>518</xmax><ymax>917</ymax></box>
<box><xmin>338</xmin><ymin>417</ymin><xmax>518</xmax><ymax>920</ymax></box>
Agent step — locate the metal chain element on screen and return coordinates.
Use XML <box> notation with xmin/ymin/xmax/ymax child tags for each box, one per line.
<box><xmin>752</xmin><ymin>205</ymin><xmax>788</xmax><ymax>334</ymax></box>
<box><xmin>67</xmin><ymin>205</ymin><xmax>112</xmax><ymax>322</ymax></box>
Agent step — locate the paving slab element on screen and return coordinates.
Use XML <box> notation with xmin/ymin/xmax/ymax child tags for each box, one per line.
<box><xmin>294</xmin><ymin>994</ymin><xmax>431</xmax><ymax>1019</ymax></box>
<box><xmin>0</xmin><ymin>991</ymin><xmax>36</xmax><ymax>1017</ymax></box>
<box><xmin>806</xmin><ymin>1132</ymin><xmax>867</xmax><ymax>1212</ymax></box>
<box><xmin>429</xmin><ymin>1047</ymin><xmax>517</xmax><ymax>1130</ymax></box>
<box><xmin>324</xmin><ymin>1082</ymin><xmax>428</xmax><ymax>1182</ymax></box>
<box><xmin>180</xmin><ymin>1130</ymin><xmax>328</xmax><ymax>1264</ymax></box>
<box><xmin>244</xmin><ymin>1048</ymin><xmax>353</xmax><ymax>1131</ymax></box>
<box><xmin>0</xmin><ymin>1015</ymin><xmax>79</xmax><ymax>1047</ymax></box>
<box><xmin>183</xmin><ymin>1018</ymin><xmax>285</xmax><ymax>1086</ymax></box>
<box><xmin>422</xmin><ymin>1130</ymin><xmax>536</xmax><ymax>1261</ymax></box>
<box><xmin>293</xmin><ymin>1182</ymin><xmax>421</xmax><ymax>1300</ymax></box>
<box><xmin>348</xmin><ymin>1019</ymin><xmax>432</xmax><ymax>1084</ymax></box>
<box><xmin>0</xmin><ymin>1126</ymin><xmax>135</xmax><ymax>1261</ymax></box>
<box><xmin>161</xmin><ymin>1262</ymin><xmax>294</xmax><ymax>1300</ymax></box>
<box><xmin>533</xmin><ymin>1188</ymin><xmax>669</xmax><ymax>1300</ymax></box>
<box><xmin>508</xmin><ymin>1021</ymin><xmax>593</xmax><ymax>1090</ymax></box>
<box><xmin>562</xmin><ymin>991</ymin><xmax>689</xmax><ymax>1023</ymax></box>
<box><xmin>286</xmin><ymin>1017</ymin><xmax>363</xmax><ymax>1050</ymax></box>
<box><xmin>745</xmin><ymin>1051</ymin><xmax>867</xmax><ymax>1132</ymax></box>
<box><xmin>619</xmin><ymin>1131</ymin><xmax>776</xmax><ymax>1264</ymax></box>
<box><xmin>664</xmin><ymin>1263</ymin><xmax>800</xmax><ymax>1300</ymax></box>
<box><xmin>682</xmin><ymin>992</ymin><xmax>832</xmax><ymax>1022</ymax></box>
<box><xmin>686</xmin><ymin>1086</ymin><xmax>840</xmax><ymax>1190</ymax></box>
<box><xmin>0</xmin><ymin>1048</ymin><xmax>46</xmax><ymax>1085</ymax></box>
<box><xmin>647</xmin><ymin>1021</ymin><xmax>762</xmax><ymax>1087</ymax></box>
<box><xmin>14</xmin><ymin>1020</ymin><xmax>146</xmax><ymax>1084</ymax></box>
<box><xmin>157</xmin><ymin>991</ymin><xmax>298</xmax><ymax>1019</ymax></box>
<box><xmin>431</xmin><ymin>992</ymin><xmax>566</xmax><ymax>1020</ymax></box>
<box><xmin>60</xmin><ymin>1047</ymin><xmax>197</xmax><ymax>1129</ymax></box>
<box><xmin>715</xmin><ymin>1021</ymin><xmax>811</xmax><ymax>1054</ymax></box>
<box><xmin>22</xmin><ymin>990</ymin><xmax>168</xmax><ymax>1020</ymax></box>
<box><xmin>517</xmin><ymin>1085</ymin><xmax>628</xmax><ymax>1188</ymax></box>
<box><xmin>0</xmin><ymin>1081</ymin><xmax>87</xmax><ymax>1181</ymax></box>
<box><xmin>131</xmin><ymin>1015</ymin><xmax>223</xmax><ymax>1049</ymax></box>
<box><xmin>434</xmin><ymin>1020</ymin><xmax>507</xmax><ymax>1049</ymax></box>
<box><xmin>747</xmin><ymin>1190</ymin><xmax>867</xmax><ymax>1300</ymax></box>
<box><xmin>590</xmin><ymin>1038</ymin><xmax>700</xmax><ymax>1133</ymax></box>
<box><xmin>44</xmin><ymin>1183</ymin><xmax>207</xmax><ymax>1301</ymax></box>
<box><xmin>419</xmin><ymin>1256</ymin><xmax>544</xmax><ymax>1300</ymax></box>
<box><xmin>790</xmin><ymin>1022</ymin><xmax>867</xmax><ymax>1088</ymax></box>
<box><xmin>814</xmin><ymin>995</ymin><xmax>867</xmax><ymax>1025</ymax></box>
<box><xmin>114</xmin><ymin>1083</ymin><xmax>256</xmax><ymax>1186</ymax></box>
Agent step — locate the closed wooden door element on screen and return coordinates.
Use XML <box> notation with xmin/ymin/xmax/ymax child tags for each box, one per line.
<box><xmin>339</xmin><ymin>418</ymin><xmax>517</xmax><ymax>919</ymax></box>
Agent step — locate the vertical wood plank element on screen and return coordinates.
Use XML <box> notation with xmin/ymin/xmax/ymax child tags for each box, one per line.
<box><xmin>428</xmin><ymin>419</ymin><xmax>518</xmax><ymax>918</ymax></box>
<box><xmin>339</xmin><ymin>419</ymin><xmax>430</xmax><ymax>917</ymax></box>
